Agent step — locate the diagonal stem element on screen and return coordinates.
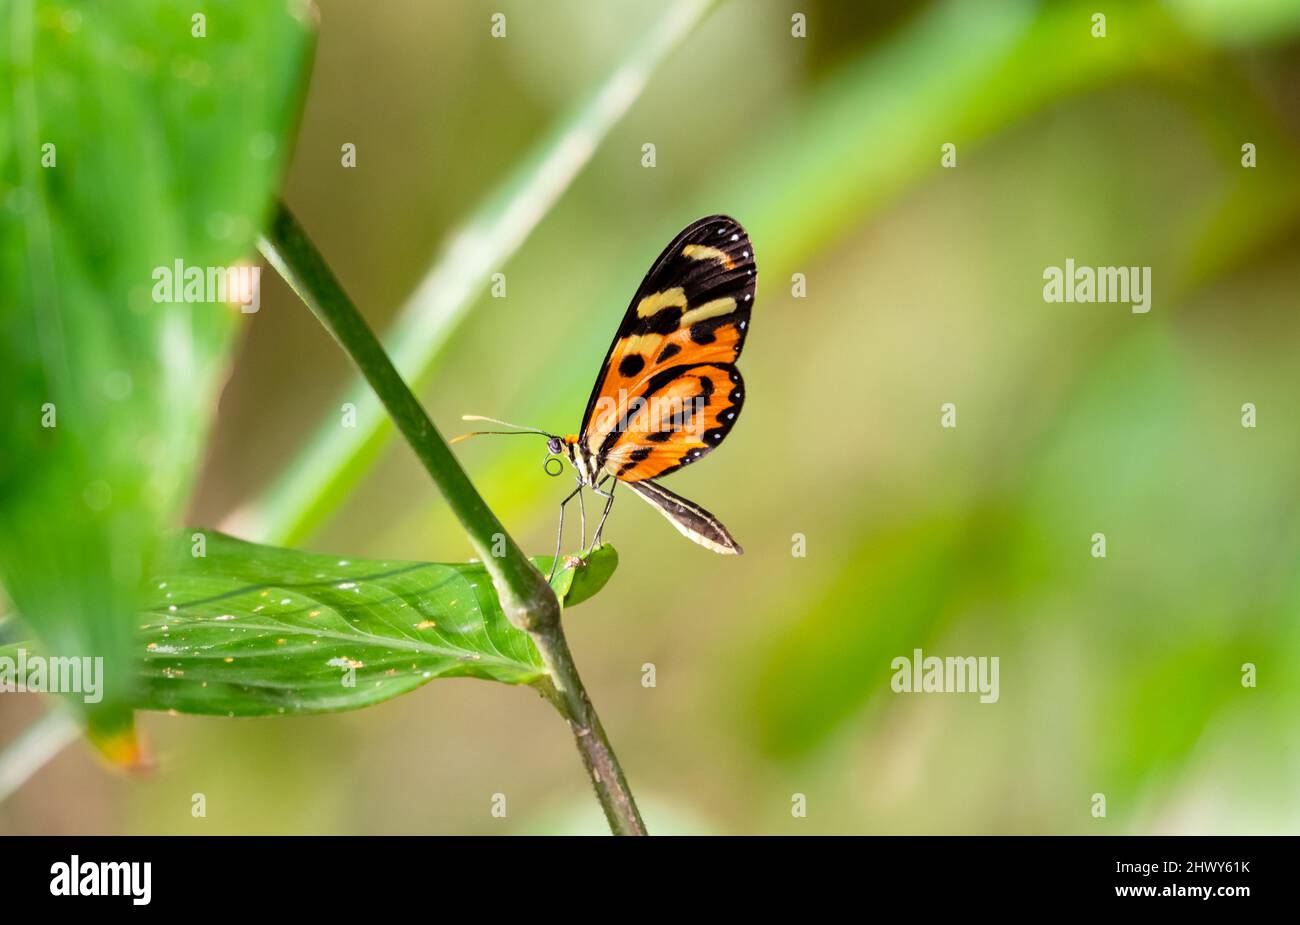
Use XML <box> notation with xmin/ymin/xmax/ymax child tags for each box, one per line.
<box><xmin>259</xmin><ymin>202</ymin><xmax>644</xmax><ymax>835</ymax></box>
<box><xmin>535</xmin><ymin>627</ymin><xmax>645</xmax><ymax>835</ymax></box>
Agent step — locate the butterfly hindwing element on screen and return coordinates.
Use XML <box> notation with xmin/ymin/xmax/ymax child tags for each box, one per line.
<box><xmin>580</xmin><ymin>215</ymin><xmax>756</xmax><ymax>468</ymax></box>
<box><xmin>624</xmin><ymin>479</ymin><xmax>743</xmax><ymax>555</ymax></box>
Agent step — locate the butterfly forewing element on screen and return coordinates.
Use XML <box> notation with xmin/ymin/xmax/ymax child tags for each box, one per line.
<box><xmin>600</xmin><ymin>363</ymin><xmax>744</xmax><ymax>481</ymax></box>
<box><xmin>580</xmin><ymin>215</ymin><xmax>756</xmax><ymax>478</ymax></box>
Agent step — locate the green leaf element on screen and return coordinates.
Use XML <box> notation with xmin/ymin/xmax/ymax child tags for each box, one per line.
<box><xmin>543</xmin><ymin>544</ymin><xmax>619</xmax><ymax>609</ymax></box>
<box><xmin>746</xmin><ymin>517</ymin><xmax>974</xmax><ymax>759</ymax></box>
<box><xmin>0</xmin><ymin>1</ymin><xmax>314</xmax><ymax>751</ymax></box>
<box><xmin>133</xmin><ymin>532</ymin><xmax>615</xmax><ymax>717</ymax></box>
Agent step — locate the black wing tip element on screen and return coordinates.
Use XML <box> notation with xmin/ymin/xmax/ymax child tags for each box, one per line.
<box><xmin>689</xmin><ymin>213</ymin><xmax>746</xmax><ymax>233</ymax></box>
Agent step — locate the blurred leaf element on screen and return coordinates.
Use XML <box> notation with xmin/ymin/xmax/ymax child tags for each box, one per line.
<box><xmin>1165</xmin><ymin>0</ymin><xmax>1300</xmax><ymax>46</ymax></box>
<box><xmin>748</xmin><ymin>515</ymin><xmax>984</xmax><ymax>759</ymax></box>
<box><xmin>725</xmin><ymin>0</ymin><xmax>1300</xmax><ymax>771</ymax></box>
<box><xmin>1016</xmin><ymin>325</ymin><xmax>1300</xmax><ymax>809</ymax></box>
<box><xmin>725</xmin><ymin>0</ymin><xmax>1300</xmax><ymax>275</ymax></box>
<box><xmin>0</xmin><ymin>610</ymin><xmax>21</xmax><ymax>647</ymax></box>
<box><xmin>128</xmin><ymin>532</ymin><xmax>615</xmax><ymax>717</ymax></box>
<box><xmin>1095</xmin><ymin>638</ymin><xmax>1244</xmax><ymax>814</ymax></box>
<box><xmin>0</xmin><ymin>0</ymin><xmax>314</xmax><ymax>752</ymax></box>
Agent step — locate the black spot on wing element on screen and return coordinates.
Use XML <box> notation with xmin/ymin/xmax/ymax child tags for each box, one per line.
<box><xmin>690</xmin><ymin>312</ymin><xmax>746</xmax><ymax>353</ymax></box>
<box><xmin>647</xmin><ymin>307</ymin><xmax>682</xmax><ymax>336</ymax></box>
<box><xmin>657</xmin><ymin>342</ymin><xmax>681</xmax><ymax>363</ymax></box>
<box><xmin>618</xmin><ymin>353</ymin><xmax>645</xmax><ymax>378</ymax></box>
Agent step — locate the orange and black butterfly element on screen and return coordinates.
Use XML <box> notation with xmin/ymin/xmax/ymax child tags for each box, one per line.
<box><xmin>458</xmin><ymin>215</ymin><xmax>755</xmax><ymax>576</ymax></box>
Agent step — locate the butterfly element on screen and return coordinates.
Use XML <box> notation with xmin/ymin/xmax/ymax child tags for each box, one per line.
<box><xmin>456</xmin><ymin>215</ymin><xmax>755</xmax><ymax>577</ymax></box>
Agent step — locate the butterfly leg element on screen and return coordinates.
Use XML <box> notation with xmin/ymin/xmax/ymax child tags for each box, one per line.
<box><xmin>548</xmin><ymin>482</ymin><xmax>584</xmax><ymax>582</ymax></box>
<box><xmin>589</xmin><ymin>477</ymin><xmax>617</xmax><ymax>552</ymax></box>
<box><xmin>577</xmin><ymin>482</ymin><xmax>587</xmax><ymax>553</ymax></box>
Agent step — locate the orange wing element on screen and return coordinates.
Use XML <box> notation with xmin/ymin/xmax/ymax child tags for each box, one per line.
<box><xmin>599</xmin><ymin>364</ymin><xmax>744</xmax><ymax>481</ymax></box>
<box><xmin>580</xmin><ymin>216</ymin><xmax>755</xmax><ymax>481</ymax></box>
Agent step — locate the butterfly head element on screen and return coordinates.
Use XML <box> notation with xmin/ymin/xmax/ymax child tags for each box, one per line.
<box><xmin>550</xmin><ymin>435</ymin><xmax>585</xmax><ymax>471</ymax></box>
<box><xmin>550</xmin><ymin>434</ymin><xmax>601</xmax><ymax>485</ymax></box>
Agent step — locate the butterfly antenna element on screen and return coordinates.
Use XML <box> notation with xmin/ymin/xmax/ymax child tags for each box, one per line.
<box><xmin>451</xmin><ymin>415</ymin><xmax>557</xmax><ymax>445</ymax></box>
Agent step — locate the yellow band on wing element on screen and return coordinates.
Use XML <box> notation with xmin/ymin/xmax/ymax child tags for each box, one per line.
<box><xmin>679</xmin><ymin>296</ymin><xmax>736</xmax><ymax>328</ymax></box>
<box><xmin>636</xmin><ymin>287</ymin><xmax>687</xmax><ymax>317</ymax></box>
<box><xmin>682</xmin><ymin>244</ymin><xmax>735</xmax><ymax>269</ymax></box>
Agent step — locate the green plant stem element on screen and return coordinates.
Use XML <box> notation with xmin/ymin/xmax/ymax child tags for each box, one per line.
<box><xmin>534</xmin><ymin>628</ymin><xmax>644</xmax><ymax>835</ymax></box>
<box><xmin>259</xmin><ymin>202</ymin><xmax>645</xmax><ymax>836</ymax></box>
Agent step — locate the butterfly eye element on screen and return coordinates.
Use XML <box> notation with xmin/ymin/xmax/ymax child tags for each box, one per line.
<box><xmin>547</xmin><ymin>437</ymin><xmax>563</xmax><ymax>455</ymax></box>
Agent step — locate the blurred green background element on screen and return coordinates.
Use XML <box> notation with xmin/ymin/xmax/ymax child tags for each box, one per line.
<box><xmin>4</xmin><ymin>0</ymin><xmax>1300</xmax><ymax>834</ymax></box>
